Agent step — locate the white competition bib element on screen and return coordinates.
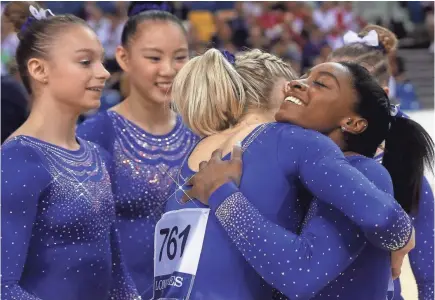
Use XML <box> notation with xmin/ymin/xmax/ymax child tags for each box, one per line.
<box><xmin>152</xmin><ymin>208</ymin><xmax>210</xmax><ymax>300</ymax></box>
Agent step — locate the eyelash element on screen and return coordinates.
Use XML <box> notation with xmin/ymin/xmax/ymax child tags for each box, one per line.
<box><xmin>80</xmin><ymin>60</ymin><xmax>91</xmax><ymax>67</ymax></box>
<box><xmin>313</xmin><ymin>80</ymin><xmax>327</xmax><ymax>87</ymax></box>
<box><xmin>146</xmin><ymin>56</ymin><xmax>188</xmax><ymax>62</ymax></box>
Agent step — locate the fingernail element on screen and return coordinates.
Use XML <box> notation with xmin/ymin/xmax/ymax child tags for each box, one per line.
<box><xmin>235</xmin><ymin>141</ymin><xmax>242</xmax><ymax>147</ymax></box>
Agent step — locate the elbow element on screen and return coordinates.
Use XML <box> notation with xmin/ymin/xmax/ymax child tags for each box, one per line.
<box><xmin>366</xmin><ymin>204</ymin><xmax>413</xmax><ymax>251</ymax></box>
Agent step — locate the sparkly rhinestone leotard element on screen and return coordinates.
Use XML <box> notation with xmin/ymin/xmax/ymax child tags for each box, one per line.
<box><xmin>77</xmin><ymin>111</ymin><xmax>199</xmax><ymax>297</ymax></box>
<box><xmin>1</xmin><ymin>136</ymin><xmax>139</xmax><ymax>300</ymax></box>
<box><xmin>164</xmin><ymin>122</ymin><xmax>412</xmax><ymax>300</ymax></box>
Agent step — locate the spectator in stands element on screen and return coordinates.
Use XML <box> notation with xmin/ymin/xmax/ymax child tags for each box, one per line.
<box><xmin>211</xmin><ymin>17</ymin><xmax>234</xmax><ymax>49</ymax></box>
<box><xmin>103</xmin><ymin>3</ymin><xmax>128</xmax><ymax>94</ymax></box>
<box><xmin>283</xmin><ymin>2</ymin><xmax>305</xmax><ymax>39</ymax></box>
<box><xmin>425</xmin><ymin>2</ymin><xmax>434</xmax><ymax>52</ymax></box>
<box><xmin>240</xmin><ymin>2</ymin><xmax>263</xmax><ymax>19</ymax></box>
<box><xmin>326</xmin><ymin>27</ymin><xmax>345</xmax><ymax>50</ymax></box>
<box><xmin>85</xmin><ymin>2</ymin><xmax>112</xmax><ymax>47</ymax></box>
<box><xmin>312</xmin><ymin>1</ymin><xmax>337</xmax><ymax>33</ymax></box>
<box><xmin>1</xmin><ymin>74</ymin><xmax>29</xmax><ymax>143</ymax></box>
<box><xmin>1</xmin><ymin>5</ymin><xmax>19</xmax><ymax>75</ymax></box>
<box><xmin>171</xmin><ymin>1</ymin><xmax>190</xmax><ymax>21</ymax></box>
<box><xmin>298</xmin><ymin>4</ymin><xmax>316</xmax><ymax>42</ymax></box>
<box><xmin>104</xmin><ymin>2</ymin><xmax>127</xmax><ymax>71</ymax></box>
<box><xmin>228</xmin><ymin>2</ymin><xmax>250</xmax><ymax>50</ymax></box>
<box><xmin>187</xmin><ymin>25</ymin><xmax>208</xmax><ymax>56</ymax></box>
<box><xmin>337</xmin><ymin>1</ymin><xmax>359</xmax><ymax>32</ymax></box>
<box><xmin>280</xmin><ymin>8</ymin><xmax>306</xmax><ymax>49</ymax></box>
<box><xmin>257</xmin><ymin>2</ymin><xmax>284</xmax><ymax>40</ymax></box>
<box><xmin>393</xmin><ymin>56</ymin><xmax>420</xmax><ymax>110</ymax></box>
<box><xmin>246</xmin><ymin>25</ymin><xmax>270</xmax><ymax>51</ymax></box>
<box><xmin>271</xmin><ymin>30</ymin><xmax>301</xmax><ymax>66</ymax></box>
<box><xmin>301</xmin><ymin>26</ymin><xmax>328</xmax><ymax>73</ymax></box>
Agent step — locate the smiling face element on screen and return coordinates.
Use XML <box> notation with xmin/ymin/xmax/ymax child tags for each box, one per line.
<box><xmin>45</xmin><ymin>24</ymin><xmax>110</xmax><ymax>112</ymax></box>
<box><xmin>275</xmin><ymin>62</ymin><xmax>359</xmax><ymax>133</ymax></box>
<box><xmin>117</xmin><ymin>20</ymin><xmax>189</xmax><ymax>105</ymax></box>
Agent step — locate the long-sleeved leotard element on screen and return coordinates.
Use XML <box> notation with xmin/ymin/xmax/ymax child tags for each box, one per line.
<box><xmin>77</xmin><ymin>111</ymin><xmax>199</xmax><ymax>297</ymax></box>
<box><xmin>1</xmin><ymin>136</ymin><xmax>139</xmax><ymax>300</ymax></box>
<box><xmin>164</xmin><ymin>123</ymin><xmax>412</xmax><ymax>299</ymax></box>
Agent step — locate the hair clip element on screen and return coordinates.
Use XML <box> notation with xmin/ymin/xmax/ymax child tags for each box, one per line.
<box><xmin>343</xmin><ymin>30</ymin><xmax>386</xmax><ymax>53</ymax></box>
<box><xmin>343</xmin><ymin>30</ymin><xmax>378</xmax><ymax>47</ymax></box>
<box><xmin>388</xmin><ymin>104</ymin><xmax>410</xmax><ymax>130</ymax></box>
<box><xmin>20</xmin><ymin>16</ymin><xmax>35</xmax><ymax>33</ymax></box>
<box><xmin>389</xmin><ymin>104</ymin><xmax>409</xmax><ymax>119</ymax></box>
<box><xmin>220</xmin><ymin>50</ymin><xmax>236</xmax><ymax>65</ymax></box>
<box><xmin>20</xmin><ymin>5</ymin><xmax>55</xmax><ymax>33</ymax></box>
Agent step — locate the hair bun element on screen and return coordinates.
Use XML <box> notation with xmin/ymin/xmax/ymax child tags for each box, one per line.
<box><xmin>359</xmin><ymin>24</ymin><xmax>398</xmax><ymax>55</ymax></box>
<box><xmin>3</xmin><ymin>2</ymin><xmax>42</xmax><ymax>37</ymax></box>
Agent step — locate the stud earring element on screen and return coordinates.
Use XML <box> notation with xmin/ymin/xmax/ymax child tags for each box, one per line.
<box><xmin>341</xmin><ymin>126</ymin><xmax>346</xmax><ymax>132</ymax></box>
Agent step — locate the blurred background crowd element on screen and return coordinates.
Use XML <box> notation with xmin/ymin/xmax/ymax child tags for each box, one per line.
<box><xmin>2</xmin><ymin>1</ymin><xmax>434</xmax><ymax>142</ymax></box>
